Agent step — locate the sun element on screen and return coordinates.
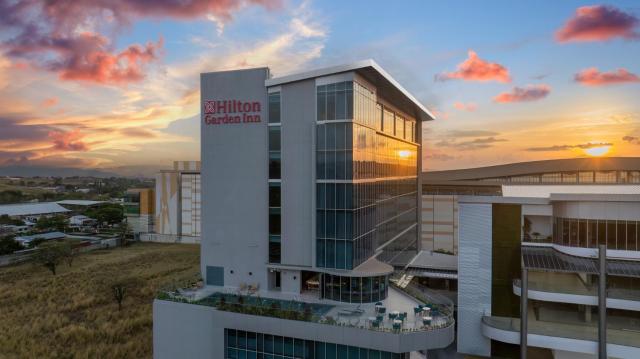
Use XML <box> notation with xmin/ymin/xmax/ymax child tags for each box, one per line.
<box><xmin>584</xmin><ymin>145</ymin><xmax>611</xmax><ymax>157</ymax></box>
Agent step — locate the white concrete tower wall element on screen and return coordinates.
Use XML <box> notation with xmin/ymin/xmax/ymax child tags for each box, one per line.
<box><xmin>457</xmin><ymin>201</ymin><xmax>493</xmax><ymax>357</ymax></box>
<box><xmin>200</xmin><ymin>68</ymin><xmax>271</xmax><ymax>291</ymax></box>
<box><xmin>279</xmin><ymin>78</ymin><xmax>316</xmax><ymax>268</ymax></box>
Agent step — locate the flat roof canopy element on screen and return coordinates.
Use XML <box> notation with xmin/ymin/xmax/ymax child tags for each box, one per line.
<box><xmin>266</xmin><ymin>59</ymin><xmax>435</xmax><ymax>122</ymax></box>
<box><xmin>522</xmin><ymin>246</ymin><xmax>640</xmax><ymax>278</ymax></box>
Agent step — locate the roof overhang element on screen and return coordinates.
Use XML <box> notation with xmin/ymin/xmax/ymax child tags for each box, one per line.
<box><xmin>265</xmin><ymin>59</ymin><xmax>435</xmax><ymax>122</ymax></box>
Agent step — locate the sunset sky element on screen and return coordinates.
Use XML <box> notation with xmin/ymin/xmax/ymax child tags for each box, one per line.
<box><xmin>1</xmin><ymin>0</ymin><xmax>639</xmax><ymax>174</ymax></box>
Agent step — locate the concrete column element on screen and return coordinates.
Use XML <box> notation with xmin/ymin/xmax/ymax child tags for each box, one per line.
<box><xmin>520</xmin><ymin>268</ymin><xmax>528</xmax><ymax>359</ymax></box>
<box><xmin>598</xmin><ymin>245</ymin><xmax>607</xmax><ymax>359</ymax></box>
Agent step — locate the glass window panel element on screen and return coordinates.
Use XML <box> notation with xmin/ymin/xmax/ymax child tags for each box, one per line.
<box><xmin>264</xmin><ymin>335</ymin><xmax>274</xmax><ymax>354</ymax></box>
<box><xmin>283</xmin><ymin>337</ymin><xmax>293</xmax><ymax>356</ymax></box>
<box><xmin>316</xmin><ymin>238</ymin><xmax>325</xmax><ymax>267</ymax></box>
<box><xmin>273</xmin><ymin>336</ymin><xmax>283</xmax><ymax>355</ymax></box>
<box><xmin>327</xmin><ymin>90</ymin><xmax>335</xmax><ymax>121</ymax></box>
<box><xmin>269</xmin><ymin>183</ymin><xmax>281</xmax><ymax>208</ymax></box>
<box><xmin>317</xmin><ymin>91</ymin><xmax>326</xmax><ymax>122</ymax></box>
<box><xmin>607</xmin><ymin>221</ymin><xmax>616</xmax><ymax>249</ymax></box>
<box><xmin>326</xmin><ymin>152</ymin><xmax>336</xmax><ymax>179</ymax></box>
<box><xmin>248</xmin><ymin>332</ymin><xmax>257</xmax><ymax>351</ymax></box>
<box><xmin>316</xmin><ymin>151</ymin><xmax>325</xmax><ymax>180</ymax></box>
<box><xmin>317</xmin><ymin>125</ymin><xmax>326</xmax><ymax>150</ymax></box>
<box><xmin>269</xmin><ymin>208</ymin><xmax>281</xmax><ymax>235</ymax></box>
<box><xmin>336</xmin><ymin>240</ymin><xmax>346</xmax><ymax>269</ymax></box>
<box><xmin>269</xmin><ymin>93</ymin><xmax>280</xmax><ymax>124</ymax></box>
<box><xmin>336</xmin><ymin>90</ymin><xmax>346</xmax><ymax>120</ymax></box>
<box><xmin>336</xmin><ymin>151</ymin><xmax>345</xmax><ymax>180</ymax></box>
<box><xmin>617</xmin><ymin>221</ymin><xmax>626</xmax><ymax>250</ymax></box>
<box><xmin>269</xmin><ymin>152</ymin><xmax>281</xmax><ymax>179</ymax></box>
<box><xmin>325</xmin><ymin>343</ymin><xmax>336</xmax><ymax>358</ymax></box>
<box><xmin>326</xmin><ymin>239</ymin><xmax>336</xmax><ymax>268</ymax></box>
<box><xmin>268</xmin><ymin>127</ymin><xmax>281</xmax><ymax>151</ymax></box>
<box><xmin>337</xmin><ymin>345</ymin><xmax>348</xmax><ymax>359</ymax></box>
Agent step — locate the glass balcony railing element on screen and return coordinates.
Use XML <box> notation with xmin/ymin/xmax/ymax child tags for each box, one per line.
<box><xmin>483</xmin><ymin>315</ymin><xmax>640</xmax><ymax>348</ymax></box>
<box><xmin>514</xmin><ymin>278</ymin><xmax>640</xmax><ymax>303</ymax></box>
<box><xmin>157</xmin><ymin>287</ymin><xmax>454</xmax><ymax>334</ymax></box>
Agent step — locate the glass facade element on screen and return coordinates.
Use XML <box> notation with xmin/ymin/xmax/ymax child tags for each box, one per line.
<box><xmin>480</xmin><ymin>170</ymin><xmax>640</xmax><ymax>184</ymax></box>
<box><xmin>269</xmin><ymin>92</ymin><xmax>282</xmax><ymax>263</ymax></box>
<box><xmin>553</xmin><ymin>217</ymin><xmax>639</xmax><ymax>251</ymax></box>
<box><xmin>316</xmin><ymin>81</ymin><xmax>419</xmax><ymax>270</ymax></box>
<box><xmin>225</xmin><ymin>329</ymin><xmax>408</xmax><ymax>359</ymax></box>
<box><xmin>320</xmin><ymin>274</ymin><xmax>388</xmax><ymax>303</ymax></box>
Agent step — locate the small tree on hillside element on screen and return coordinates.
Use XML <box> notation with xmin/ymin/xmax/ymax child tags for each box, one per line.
<box><xmin>0</xmin><ymin>235</ymin><xmax>24</xmax><ymax>255</ymax></box>
<box><xmin>110</xmin><ymin>278</ymin><xmax>141</xmax><ymax>311</ymax></box>
<box><xmin>61</xmin><ymin>240</ymin><xmax>77</xmax><ymax>267</ymax></box>
<box><xmin>33</xmin><ymin>241</ymin><xmax>67</xmax><ymax>275</ymax></box>
<box><xmin>113</xmin><ymin>283</ymin><xmax>126</xmax><ymax>311</ymax></box>
<box><xmin>117</xmin><ymin>222</ymin><xmax>131</xmax><ymax>247</ymax></box>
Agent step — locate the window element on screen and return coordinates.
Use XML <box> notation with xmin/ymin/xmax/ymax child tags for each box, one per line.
<box><xmin>268</xmin><ymin>92</ymin><xmax>282</xmax><ymax>263</ymax></box>
<box><xmin>268</xmin><ymin>92</ymin><xmax>280</xmax><ymax>123</ymax></box>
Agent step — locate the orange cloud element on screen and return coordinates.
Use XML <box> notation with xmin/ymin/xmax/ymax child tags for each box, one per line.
<box><xmin>574</xmin><ymin>67</ymin><xmax>640</xmax><ymax>86</ymax></box>
<box><xmin>48</xmin><ymin>129</ymin><xmax>89</xmax><ymax>151</ymax></box>
<box><xmin>556</xmin><ymin>5</ymin><xmax>639</xmax><ymax>42</ymax></box>
<box><xmin>453</xmin><ymin>102</ymin><xmax>477</xmax><ymax>112</ymax></box>
<box><xmin>436</xmin><ymin>50</ymin><xmax>511</xmax><ymax>83</ymax></box>
<box><xmin>494</xmin><ymin>84</ymin><xmax>551</xmax><ymax>103</ymax></box>
<box><xmin>42</xmin><ymin>97</ymin><xmax>58</xmax><ymax>108</ymax></box>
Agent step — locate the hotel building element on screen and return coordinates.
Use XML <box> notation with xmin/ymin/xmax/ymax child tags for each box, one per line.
<box><xmin>154</xmin><ymin>61</ymin><xmax>455</xmax><ymax>358</ymax></box>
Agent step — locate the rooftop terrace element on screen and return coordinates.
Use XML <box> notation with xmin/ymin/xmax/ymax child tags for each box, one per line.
<box><xmin>158</xmin><ymin>282</ymin><xmax>453</xmax><ymax>334</ymax></box>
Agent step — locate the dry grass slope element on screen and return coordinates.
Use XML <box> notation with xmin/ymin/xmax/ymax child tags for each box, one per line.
<box><xmin>0</xmin><ymin>242</ymin><xmax>200</xmax><ymax>359</ymax></box>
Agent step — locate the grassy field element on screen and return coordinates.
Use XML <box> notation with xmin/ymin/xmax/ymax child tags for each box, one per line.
<box><xmin>0</xmin><ymin>242</ymin><xmax>200</xmax><ymax>359</ymax></box>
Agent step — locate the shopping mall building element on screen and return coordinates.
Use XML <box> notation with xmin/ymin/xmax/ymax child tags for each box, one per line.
<box><xmin>154</xmin><ymin>61</ymin><xmax>455</xmax><ymax>358</ymax></box>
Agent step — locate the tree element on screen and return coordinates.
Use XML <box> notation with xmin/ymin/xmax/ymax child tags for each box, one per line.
<box><xmin>112</xmin><ymin>283</ymin><xmax>126</xmax><ymax>311</ymax></box>
<box><xmin>86</xmin><ymin>204</ymin><xmax>124</xmax><ymax>225</ymax></box>
<box><xmin>36</xmin><ymin>215</ymin><xmax>68</xmax><ymax>232</ymax></box>
<box><xmin>117</xmin><ymin>222</ymin><xmax>131</xmax><ymax>247</ymax></box>
<box><xmin>0</xmin><ymin>214</ymin><xmax>24</xmax><ymax>226</ymax></box>
<box><xmin>0</xmin><ymin>236</ymin><xmax>24</xmax><ymax>255</ymax></box>
<box><xmin>110</xmin><ymin>278</ymin><xmax>140</xmax><ymax>311</ymax></box>
<box><xmin>60</xmin><ymin>241</ymin><xmax>77</xmax><ymax>267</ymax></box>
<box><xmin>33</xmin><ymin>241</ymin><xmax>67</xmax><ymax>275</ymax></box>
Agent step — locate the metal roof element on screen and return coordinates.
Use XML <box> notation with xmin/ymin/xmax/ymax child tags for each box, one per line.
<box><xmin>406</xmin><ymin>250</ymin><xmax>457</xmax><ymax>271</ymax></box>
<box><xmin>502</xmin><ymin>185</ymin><xmax>640</xmax><ymax>198</ymax></box>
<box><xmin>57</xmin><ymin>200</ymin><xmax>105</xmax><ymax>206</ymax></box>
<box><xmin>15</xmin><ymin>231</ymin><xmax>66</xmax><ymax>243</ymax></box>
<box><xmin>423</xmin><ymin>157</ymin><xmax>640</xmax><ymax>182</ymax></box>
<box><xmin>265</xmin><ymin>59</ymin><xmax>435</xmax><ymax>122</ymax></box>
<box><xmin>522</xmin><ymin>246</ymin><xmax>640</xmax><ymax>278</ymax></box>
<box><xmin>0</xmin><ymin>202</ymin><xmax>70</xmax><ymax>217</ymax></box>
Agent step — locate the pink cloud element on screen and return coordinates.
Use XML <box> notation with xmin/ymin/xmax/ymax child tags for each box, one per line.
<box><xmin>436</xmin><ymin>50</ymin><xmax>511</xmax><ymax>83</ymax></box>
<box><xmin>48</xmin><ymin>129</ymin><xmax>89</xmax><ymax>151</ymax></box>
<box><xmin>556</xmin><ymin>5</ymin><xmax>639</xmax><ymax>42</ymax></box>
<box><xmin>0</xmin><ymin>0</ymin><xmax>281</xmax><ymax>85</ymax></box>
<box><xmin>42</xmin><ymin>97</ymin><xmax>58</xmax><ymax>108</ymax></box>
<box><xmin>55</xmin><ymin>34</ymin><xmax>163</xmax><ymax>84</ymax></box>
<box><xmin>493</xmin><ymin>84</ymin><xmax>551</xmax><ymax>103</ymax></box>
<box><xmin>574</xmin><ymin>67</ymin><xmax>640</xmax><ymax>86</ymax></box>
<box><xmin>453</xmin><ymin>102</ymin><xmax>477</xmax><ymax>112</ymax></box>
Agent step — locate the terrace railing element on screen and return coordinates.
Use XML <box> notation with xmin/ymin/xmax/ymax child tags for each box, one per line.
<box><xmin>157</xmin><ymin>290</ymin><xmax>454</xmax><ymax>334</ymax></box>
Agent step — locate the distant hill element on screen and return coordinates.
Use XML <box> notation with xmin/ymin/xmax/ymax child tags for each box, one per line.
<box><xmin>101</xmin><ymin>165</ymin><xmax>170</xmax><ymax>178</ymax></box>
<box><xmin>0</xmin><ymin>165</ymin><xmax>118</xmax><ymax>178</ymax></box>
